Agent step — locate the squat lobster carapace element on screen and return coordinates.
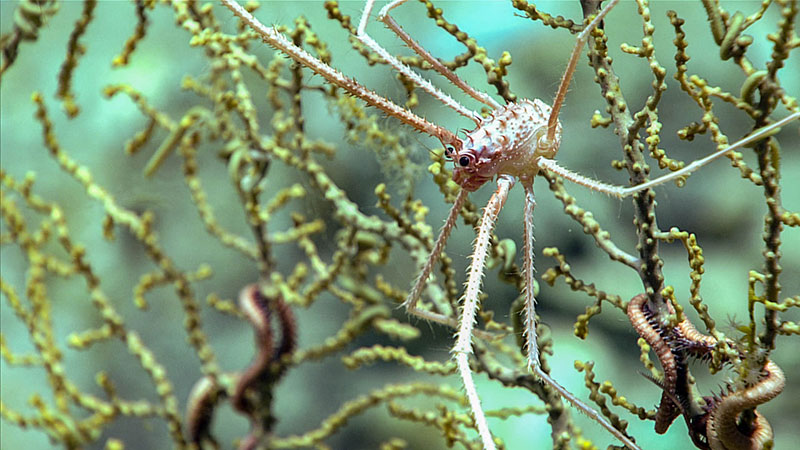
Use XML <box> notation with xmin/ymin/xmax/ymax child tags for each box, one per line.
<box><xmin>221</xmin><ymin>1</ymin><xmax>799</xmax><ymax>449</ymax></box>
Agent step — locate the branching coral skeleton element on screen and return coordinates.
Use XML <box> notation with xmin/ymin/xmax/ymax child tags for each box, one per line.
<box><xmin>221</xmin><ymin>0</ymin><xmax>799</xmax><ymax>449</ymax></box>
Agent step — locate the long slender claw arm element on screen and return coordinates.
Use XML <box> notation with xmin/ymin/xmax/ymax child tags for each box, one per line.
<box><xmin>546</xmin><ymin>0</ymin><xmax>620</xmax><ymax>144</ymax></box>
<box><xmin>453</xmin><ymin>176</ymin><xmax>514</xmax><ymax>450</ymax></box>
<box><xmin>537</xmin><ymin>111</ymin><xmax>800</xmax><ymax>198</ymax></box>
<box><xmin>533</xmin><ymin>365</ymin><xmax>643</xmax><ymax>450</ymax></box>
<box><xmin>403</xmin><ymin>188</ymin><xmax>468</xmax><ymax>324</ymax></box>
<box><xmin>521</xmin><ymin>183</ymin><xmax>539</xmax><ymax>368</ymax></box>
<box><xmin>220</xmin><ymin>0</ymin><xmax>457</xmax><ymax>143</ymax></box>
<box><xmin>375</xmin><ymin>0</ymin><xmax>501</xmax><ymax>110</ymax></box>
<box><xmin>357</xmin><ymin>0</ymin><xmax>482</xmax><ymax>123</ymax></box>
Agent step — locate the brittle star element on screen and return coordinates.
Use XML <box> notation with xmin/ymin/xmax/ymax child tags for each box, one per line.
<box><xmin>627</xmin><ymin>293</ymin><xmax>785</xmax><ymax>449</ymax></box>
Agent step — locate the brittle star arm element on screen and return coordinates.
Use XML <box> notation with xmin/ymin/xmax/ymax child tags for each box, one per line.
<box><xmin>707</xmin><ymin>360</ymin><xmax>785</xmax><ymax>450</ymax></box>
<box><xmin>627</xmin><ymin>293</ymin><xmax>681</xmax><ymax>433</ymax></box>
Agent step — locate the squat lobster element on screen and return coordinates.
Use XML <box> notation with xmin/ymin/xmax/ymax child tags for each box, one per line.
<box><xmin>221</xmin><ymin>0</ymin><xmax>799</xmax><ymax>449</ymax></box>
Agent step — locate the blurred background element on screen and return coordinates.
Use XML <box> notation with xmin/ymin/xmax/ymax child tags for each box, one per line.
<box><xmin>2</xmin><ymin>1</ymin><xmax>798</xmax><ymax>449</ymax></box>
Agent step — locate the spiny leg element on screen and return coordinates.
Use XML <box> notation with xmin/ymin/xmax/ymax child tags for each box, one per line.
<box><xmin>453</xmin><ymin>175</ymin><xmax>514</xmax><ymax>450</ymax></box>
<box><xmin>532</xmin><ymin>365</ymin><xmax>643</xmax><ymax>450</ymax></box>
<box><xmin>402</xmin><ymin>188</ymin><xmax>468</xmax><ymax>330</ymax></box>
<box><xmin>520</xmin><ymin>0</ymin><xmax>620</xmax><ymax>366</ymax></box>
<box><xmin>536</xmin><ymin>111</ymin><xmax>800</xmax><ymax>198</ymax></box>
<box><xmin>545</xmin><ymin>0</ymin><xmax>620</xmax><ymax>145</ymax></box>
<box><xmin>403</xmin><ymin>186</ymin><xmax>500</xmax><ymax>341</ymax></box>
<box><xmin>375</xmin><ymin>0</ymin><xmax>501</xmax><ymax>110</ymax></box>
<box><xmin>520</xmin><ymin>181</ymin><xmax>539</xmax><ymax>367</ymax></box>
<box><xmin>225</xmin><ymin>0</ymin><xmax>476</xmax><ymax>331</ymax></box>
<box><xmin>357</xmin><ymin>0</ymin><xmax>482</xmax><ymax>123</ymax></box>
<box><xmin>221</xmin><ymin>0</ymin><xmax>457</xmax><ymax>143</ymax></box>
<box><xmin>520</xmin><ymin>182</ymin><xmax>642</xmax><ymax>450</ymax></box>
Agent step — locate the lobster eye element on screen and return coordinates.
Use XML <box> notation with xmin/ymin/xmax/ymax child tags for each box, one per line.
<box><xmin>458</xmin><ymin>156</ymin><xmax>470</xmax><ymax>167</ymax></box>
